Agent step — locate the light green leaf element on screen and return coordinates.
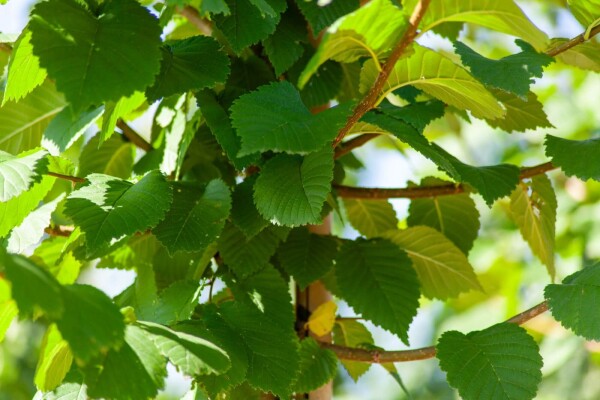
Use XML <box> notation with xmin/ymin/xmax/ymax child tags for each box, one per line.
<box><xmin>0</xmin><ymin>82</ymin><xmax>66</xmax><ymax>154</ymax></box>
<box><xmin>7</xmin><ymin>194</ymin><xmax>64</xmax><ymax>254</ymax></box>
<box><xmin>554</xmin><ymin>39</ymin><xmax>600</xmax><ymax>72</ymax></box>
<box><xmin>0</xmin><ymin>148</ymin><xmax>48</xmax><ymax>202</ymax></box>
<box><xmin>0</xmin><ymin>279</ymin><xmax>18</xmax><ymax>342</ymax></box>
<box><xmin>545</xmin><ymin>135</ymin><xmax>600</xmax><ymax>181</ymax></box>
<box><xmin>31</xmin><ymin>236</ymin><xmax>81</xmax><ymax>285</ymax></box>
<box><xmin>404</xmin><ymin>0</ymin><xmax>548</xmax><ymax>50</ymax></box>
<box><xmin>85</xmin><ymin>325</ymin><xmax>166</xmax><ymax>400</ymax></box>
<box><xmin>39</xmin><ymin>371</ymin><xmax>87</xmax><ymax>400</ymax></box>
<box><xmin>437</xmin><ymin>323</ymin><xmax>543</xmax><ymax>400</ymax></box>
<box><xmin>218</xmin><ymin>302</ymin><xmax>299</xmax><ymax>398</ymax></box>
<box><xmin>78</xmin><ymin>135</ymin><xmax>135</xmax><ymax>179</ymax></box>
<box><xmin>35</xmin><ymin>324</ymin><xmax>73</xmax><ymax>391</ymax></box>
<box><xmin>343</xmin><ymin>198</ymin><xmax>398</xmax><ymax>238</ymax></box>
<box><xmin>0</xmin><ymin>176</ymin><xmax>55</xmax><ymax>238</ymax></box>
<box><xmin>254</xmin><ymin>146</ymin><xmax>334</xmax><ymax>226</ymax></box>
<box><xmin>147</xmin><ymin>36</ymin><xmax>230</xmax><ymax>101</ymax></box>
<box><xmin>42</xmin><ymin>106</ymin><xmax>104</xmax><ymax>156</ymax></box>
<box><xmin>230</xmin><ymin>176</ymin><xmax>270</xmax><ymax>238</ymax></box>
<box><xmin>3</xmin><ymin>30</ymin><xmax>47</xmax><ymax>105</ymax></box>
<box><xmin>486</xmin><ymin>90</ymin><xmax>553</xmax><ymax>132</ymax></box>
<box><xmin>277</xmin><ymin>227</ymin><xmax>338</xmax><ymax>290</ymax></box>
<box><xmin>29</xmin><ymin>0</ymin><xmax>162</xmax><ymax>113</ymax></box>
<box><xmin>138</xmin><ymin>321</ymin><xmax>231</xmax><ymax>376</ymax></box>
<box><xmin>545</xmin><ymin>263</ymin><xmax>600</xmax><ymax>340</ymax></box>
<box><xmin>154</xmin><ymin>180</ymin><xmax>231</xmax><ymax>254</ymax></box>
<box><xmin>57</xmin><ymin>284</ymin><xmax>126</xmax><ymax>362</ymax></box>
<box><xmin>333</xmin><ymin>319</ymin><xmax>373</xmax><ymax>381</ymax></box>
<box><xmin>293</xmin><ymin>337</ymin><xmax>338</xmax><ymax>393</ymax></box>
<box><xmin>295</xmin><ymin>0</ymin><xmax>359</xmax><ymax>33</ymax></box>
<box><xmin>568</xmin><ymin>0</ymin><xmax>600</xmax><ymax>27</ymax></box>
<box><xmin>159</xmin><ymin>109</ymin><xmax>190</xmax><ymax>176</ymax></box>
<box><xmin>219</xmin><ymin>224</ymin><xmax>284</xmax><ymax>278</ymax></box>
<box><xmin>509</xmin><ymin>175</ymin><xmax>557</xmax><ymax>279</ymax></box>
<box><xmin>360</xmin><ymin>44</ymin><xmax>504</xmax><ymax>120</ymax></box>
<box><xmin>383</xmin><ymin>227</ymin><xmax>482</xmax><ymax>299</ymax></box>
<box><xmin>64</xmin><ymin>171</ymin><xmax>172</xmax><ymax>253</ymax></box>
<box><xmin>231</xmin><ymin>82</ymin><xmax>351</xmax><ymax>156</ymax></box>
<box><xmin>299</xmin><ymin>0</ymin><xmax>407</xmax><ymax>87</ymax></box>
<box><xmin>150</xmin><ymin>280</ymin><xmax>201</xmax><ymax>326</ymax></box>
<box><xmin>335</xmin><ymin>238</ymin><xmax>419</xmax><ymax>344</ymax></box>
<box><xmin>100</xmin><ymin>91</ymin><xmax>146</xmax><ymax>143</ymax></box>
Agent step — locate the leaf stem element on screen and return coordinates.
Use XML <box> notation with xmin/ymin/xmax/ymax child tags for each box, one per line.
<box><xmin>331</xmin><ymin>0</ymin><xmax>432</xmax><ymax>147</ymax></box>
<box><xmin>546</xmin><ymin>24</ymin><xmax>600</xmax><ymax>57</ymax></box>
<box><xmin>176</xmin><ymin>6</ymin><xmax>212</xmax><ymax>36</ymax></box>
<box><xmin>323</xmin><ymin>301</ymin><xmax>548</xmax><ymax>363</ymax></box>
<box><xmin>46</xmin><ymin>172</ymin><xmax>86</xmax><ymax>183</ymax></box>
<box><xmin>116</xmin><ymin>119</ymin><xmax>153</xmax><ymax>152</ymax></box>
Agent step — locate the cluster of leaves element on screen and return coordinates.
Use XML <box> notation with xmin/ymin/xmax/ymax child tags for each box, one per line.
<box><xmin>0</xmin><ymin>0</ymin><xmax>599</xmax><ymax>399</ymax></box>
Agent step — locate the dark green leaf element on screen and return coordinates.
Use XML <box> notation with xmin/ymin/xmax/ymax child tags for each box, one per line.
<box><xmin>379</xmin><ymin>100</ymin><xmax>446</xmax><ymax>133</ymax></box>
<box><xmin>293</xmin><ymin>338</ymin><xmax>338</xmax><ymax>393</ymax></box>
<box><xmin>30</xmin><ymin>0</ymin><xmax>162</xmax><ymax>112</ymax></box>
<box><xmin>230</xmin><ymin>177</ymin><xmax>270</xmax><ymax>238</ymax></box>
<box><xmin>545</xmin><ymin>135</ymin><xmax>600</xmax><ymax>181</ymax></box>
<box><xmin>295</xmin><ymin>0</ymin><xmax>359</xmax><ymax>33</ymax></box>
<box><xmin>147</xmin><ymin>36</ymin><xmax>230</xmax><ymax>101</ymax></box>
<box><xmin>78</xmin><ymin>135</ymin><xmax>135</xmax><ymax>179</ymax></box>
<box><xmin>335</xmin><ymin>238</ymin><xmax>419</xmax><ymax>344</ymax></box>
<box><xmin>437</xmin><ymin>323</ymin><xmax>542</xmax><ymax>400</ymax></box>
<box><xmin>263</xmin><ymin>11</ymin><xmax>306</xmax><ymax>76</ymax></box>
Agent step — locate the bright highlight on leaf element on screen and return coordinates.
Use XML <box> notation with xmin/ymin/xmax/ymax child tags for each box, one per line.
<box><xmin>306</xmin><ymin>300</ymin><xmax>338</xmax><ymax>337</ymax></box>
<box><xmin>437</xmin><ymin>323</ymin><xmax>543</xmax><ymax>400</ymax></box>
<box><xmin>0</xmin><ymin>148</ymin><xmax>48</xmax><ymax>202</ymax></box>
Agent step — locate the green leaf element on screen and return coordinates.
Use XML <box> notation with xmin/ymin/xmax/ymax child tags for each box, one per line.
<box><xmin>39</xmin><ymin>371</ymin><xmax>87</xmax><ymax>400</ymax></box>
<box><xmin>100</xmin><ymin>92</ymin><xmax>146</xmax><ymax>143</ymax></box>
<box><xmin>228</xmin><ymin>264</ymin><xmax>295</xmax><ymax>329</ymax></box>
<box><xmin>0</xmin><ymin>300</ymin><xmax>18</xmax><ymax>343</ymax></box>
<box><xmin>42</xmin><ymin>106</ymin><xmax>104</xmax><ymax>156</ymax></box>
<box><xmin>0</xmin><ymin>176</ymin><xmax>55</xmax><ymax>238</ymax></box>
<box><xmin>568</xmin><ymin>0</ymin><xmax>600</xmax><ymax>27</ymax></box>
<box><xmin>7</xmin><ymin>194</ymin><xmax>64</xmax><ymax>254</ymax></box>
<box><xmin>509</xmin><ymin>175</ymin><xmax>557</xmax><ymax>279</ymax></box>
<box><xmin>0</xmin><ymin>148</ymin><xmax>48</xmax><ymax>202</ymax></box>
<box><xmin>150</xmin><ymin>280</ymin><xmax>201</xmax><ymax>325</ymax></box>
<box><xmin>363</xmin><ymin>112</ymin><xmax>520</xmax><ymax>205</ymax></box>
<box><xmin>154</xmin><ymin>180</ymin><xmax>231</xmax><ymax>254</ymax></box>
<box><xmin>335</xmin><ymin>238</ymin><xmax>420</xmax><ymax>344</ymax></box>
<box><xmin>64</xmin><ymin>171</ymin><xmax>172</xmax><ymax>253</ymax></box>
<box><xmin>29</xmin><ymin>0</ymin><xmax>162</xmax><ymax>112</ymax></box>
<box><xmin>35</xmin><ymin>324</ymin><xmax>73</xmax><ymax>391</ymax></box>
<box><xmin>219</xmin><ymin>223</ymin><xmax>283</xmax><ymax>278</ymax></box>
<box><xmin>553</xmin><ymin>39</ymin><xmax>600</xmax><ymax>72</ymax></box>
<box><xmin>404</xmin><ymin>0</ymin><xmax>548</xmax><ymax>50</ymax></box>
<box><xmin>343</xmin><ymin>198</ymin><xmax>398</xmax><ymax>238</ymax></box>
<box><xmin>196</xmin><ymin>90</ymin><xmax>258</xmax><ymax>170</ymax></box>
<box><xmin>333</xmin><ymin>320</ymin><xmax>373</xmax><ymax>381</ymax></box>
<box><xmin>383</xmin><ymin>227</ymin><xmax>482</xmax><ymax>299</ymax></box>
<box><xmin>213</xmin><ymin>0</ymin><xmax>281</xmax><ymax>53</ymax></box>
<box><xmin>263</xmin><ymin>11</ymin><xmax>306</xmax><ymax>76</ymax></box>
<box><xmin>218</xmin><ymin>302</ymin><xmax>299</xmax><ymax>398</ymax></box>
<box><xmin>361</xmin><ymin>45</ymin><xmax>504</xmax><ymax>120</ymax></box>
<box><xmin>146</xmin><ymin>36</ymin><xmax>231</xmax><ymax>101</ymax></box>
<box><xmin>231</xmin><ymin>82</ymin><xmax>351</xmax><ymax>156</ymax></box>
<box><xmin>454</xmin><ymin>40</ymin><xmax>553</xmax><ymax>98</ymax></box>
<box><xmin>138</xmin><ymin>321</ymin><xmax>231</xmax><ymax>376</ymax></box>
<box><xmin>230</xmin><ymin>177</ymin><xmax>270</xmax><ymax>238</ymax></box>
<box><xmin>545</xmin><ymin>263</ymin><xmax>600</xmax><ymax>340</ymax></box>
<box><xmin>78</xmin><ymin>135</ymin><xmax>135</xmax><ymax>179</ymax></box>
<box><xmin>295</xmin><ymin>0</ymin><xmax>359</xmax><ymax>33</ymax></box>
<box><xmin>545</xmin><ymin>135</ymin><xmax>600</xmax><ymax>180</ymax></box>
<box><xmin>159</xmin><ymin>109</ymin><xmax>193</xmax><ymax>176</ymax></box>
<box><xmin>56</xmin><ymin>284</ymin><xmax>125</xmax><ymax>362</ymax></box>
<box><xmin>407</xmin><ymin>177</ymin><xmax>480</xmax><ymax>254</ymax></box>
<box><xmin>293</xmin><ymin>337</ymin><xmax>338</xmax><ymax>393</ymax></box>
<box><xmin>254</xmin><ymin>146</ymin><xmax>334</xmax><ymax>226</ymax></box>
<box><xmin>2</xmin><ymin>30</ymin><xmax>47</xmax><ymax>105</ymax></box>
<box><xmin>0</xmin><ymin>82</ymin><xmax>66</xmax><ymax>154</ymax></box>
<box><xmin>299</xmin><ymin>0</ymin><xmax>407</xmax><ymax>87</ymax></box>
<box><xmin>277</xmin><ymin>227</ymin><xmax>338</xmax><ymax>290</ymax></box>
<box><xmin>2</xmin><ymin>251</ymin><xmax>64</xmax><ymax>318</ymax></box>
<box><xmin>437</xmin><ymin>323</ymin><xmax>543</xmax><ymax>400</ymax></box>
<box><xmin>486</xmin><ymin>90</ymin><xmax>553</xmax><ymax>132</ymax></box>
<box><xmin>379</xmin><ymin>100</ymin><xmax>446</xmax><ymax>133</ymax></box>
<box><xmin>85</xmin><ymin>325</ymin><xmax>166</xmax><ymax>400</ymax></box>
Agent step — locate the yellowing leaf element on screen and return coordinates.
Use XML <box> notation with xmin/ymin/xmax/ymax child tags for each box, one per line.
<box><xmin>306</xmin><ymin>300</ymin><xmax>338</xmax><ymax>337</ymax></box>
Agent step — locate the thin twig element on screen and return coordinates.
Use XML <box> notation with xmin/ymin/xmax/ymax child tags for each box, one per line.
<box><xmin>331</xmin><ymin>0</ymin><xmax>432</xmax><ymax>147</ymax></box>
<box><xmin>323</xmin><ymin>301</ymin><xmax>548</xmax><ymax>363</ymax></box>
<box><xmin>44</xmin><ymin>226</ymin><xmax>74</xmax><ymax>237</ymax></box>
<box><xmin>0</xmin><ymin>43</ymin><xmax>12</xmax><ymax>54</ymax></box>
<box><xmin>335</xmin><ymin>133</ymin><xmax>380</xmax><ymax>159</ymax></box>
<box><xmin>47</xmin><ymin>172</ymin><xmax>86</xmax><ymax>183</ymax></box>
<box><xmin>335</xmin><ymin>161</ymin><xmax>557</xmax><ymax>199</ymax></box>
<box><xmin>117</xmin><ymin>119</ymin><xmax>153</xmax><ymax>152</ymax></box>
<box><xmin>177</xmin><ymin>6</ymin><xmax>212</xmax><ymax>36</ymax></box>
<box><xmin>545</xmin><ymin>24</ymin><xmax>600</xmax><ymax>57</ymax></box>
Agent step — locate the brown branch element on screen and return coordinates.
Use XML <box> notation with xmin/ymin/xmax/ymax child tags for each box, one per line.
<box><xmin>177</xmin><ymin>5</ymin><xmax>212</xmax><ymax>36</ymax></box>
<box><xmin>331</xmin><ymin>0</ymin><xmax>432</xmax><ymax>147</ymax></box>
<box><xmin>44</xmin><ymin>226</ymin><xmax>74</xmax><ymax>237</ymax></box>
<box><xmin>47</xmin><ymin>172</ymin><xmax>86</xmax><ymax>183</ymax></box>
<box><xmin>117</xmin><ymin>119</ymin><xmax>153</xmax><ymax>152</ymax></box>
<box><xmin>545</xmin><ymin>24</ymin><xmax>600</xmax><ymax>57</ymax></box>
<box><xmin>324</xmin><ymin>301</ymin><xmax>549</xmax><ymax>363</ymax></box>
<box><xmin>0</xmin><ymin>43</ymin><xmax>12</xmax><ymax>54</ymax></box>
<box><xmin>335</xmin><ymin>161</ymin><xmax>558</xmax><ymax>199</ymax></box>
<box><xmin>335</xmin><ymin>133</ymin><xmax>380</xmax><ymax>159</ymax></box>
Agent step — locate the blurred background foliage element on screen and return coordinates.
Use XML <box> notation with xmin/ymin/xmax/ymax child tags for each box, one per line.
<box><xmin>1</xmin><ymin>0</ymin><xmax>600</xmax><ymax>398</ymax></box>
